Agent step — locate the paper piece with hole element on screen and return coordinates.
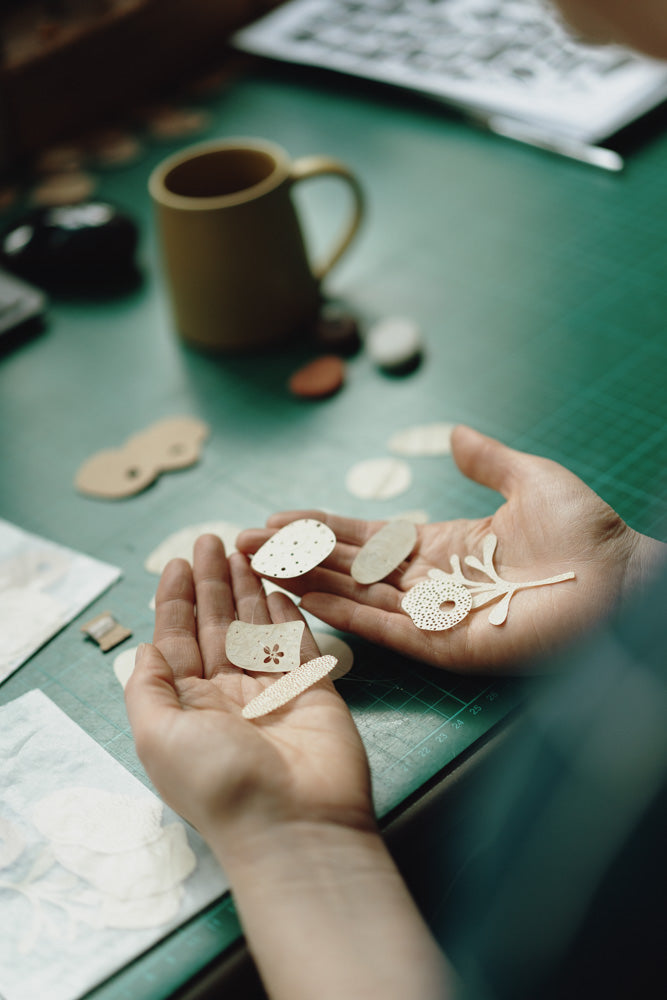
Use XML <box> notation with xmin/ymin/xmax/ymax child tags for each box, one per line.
<box><xmin>75</xmin><ymin>415</ymin><xmax>209</xmax><ymax>499</ymax></box>
<box><xmin>0</xmin><ymin>690</ymin><xmax>228</xmax><ymax>1000</ymax></box>
<box><xmin>312</xmin><ymin>632</ymin><xmax>354</xmax><ymax>681</ymax></box>
<box><xmin>351</xmin><ymin>520</ymin><xmax>417</xmax><ymax>584</ymax></box>
<box><xmin>144</xmin><ymin>521</ymin><xmax>242</xmax><ymax>574</ymax></box>
<box><xmin>401</xmin><ymin>579</ymin><xmax>473</xmax><ymax>631</ymax></box>
<box><xmin>225</xmin><ymin>620</ymin><xmax>304</xmax><ymax>671</ymax></box>
<box><xmin>251</xmin><ymin>518</ymin><xmax>336</xmax><ymax>579</ymax></box>
<box><xmin>388</xmin><ymin>422</ymin><xmax>454</xmax><ymax>456</ymax></box>
<box><xmin>242</xmin><ymin>654</ymin><xmax>337</xmax><ymax>719</ymax></box>
<box><xmin>345</xmin><ymin>457</ymin><xmax>412</xmax><ymax>500</ymax></box>
<box><xmin>428</xmin><ymin>533</ymin><xmax>576</xmax><ymax>626</ymax></box>
<box><xmin>0</xmin><ymin>519</ymin><xmax>121</xmax><ymax>685</ymax></box>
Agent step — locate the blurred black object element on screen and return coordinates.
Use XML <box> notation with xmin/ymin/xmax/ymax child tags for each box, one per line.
<box><xmin>0</xmin><ymin>201</ymin><xmax>140</xmax><ymax>293</ymax></box>
<box><xmin>0</xmin><ymin>266</ymin><xmax>47</xmax><ymax>351</ymax></box>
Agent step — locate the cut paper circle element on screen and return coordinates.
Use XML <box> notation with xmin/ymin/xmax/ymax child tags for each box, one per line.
<box><xmin>345</xmin><ymin>457</ymin><xmax>412</xmax><ymax>500</ymax></box>
<box><xmin>144</xmin><ymin>521</ymin><xmax>241</xmax><ymax>574</ymax></box>
<box><xmin>401</xmin><ymin>579</ymin><xmax>472</xmax><ymax>631</ymax></box>
<box><xmin>366</xmin><ymin>315</ymin><xmax>422</xmax><ymax>371</ymax></box>
<box><xmin>388</xmin><ymin>422</ymin><xmax>454</xmax><ymax>456</ymax></box>
<box><xmin>32</xmin><ymin>787</ymin><xmax>164</xmax><ymax>853</ymax></box>
<box><xmin>312</xmin><ymin>632</ymin><xmax>354</xmax><ymax>681</ymax></box>
<box><xmin>242</xmin><ymin>654</ymin><xmax>338</xmax><ymax>719</ymax></box>
<box><xmin>225</xmin><ymin>620</ymin><xmax>304</xmax><ymax>672</ymax></box>
<box><xmin>75</xmin><ymin>448</ymin><xmax>159</xmax><ymax>499</ymax></box>
<box><xmin>351</xmin><ymin>519</ymin><xmax>417</xmax><ymax>585</ymax></box>
<box><xmin>251</xmin><ymin>518</ymin><xmax>336</xmax><ymax>579</ymax></box>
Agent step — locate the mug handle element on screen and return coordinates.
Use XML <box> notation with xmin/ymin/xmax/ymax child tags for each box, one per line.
<box><xmin>289</xmin><ymin>155</ymin><xmax>364</xmax><ymax>282</ymax></box>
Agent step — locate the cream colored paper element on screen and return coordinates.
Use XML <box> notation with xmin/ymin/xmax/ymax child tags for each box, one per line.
<box><xmin>251</xmin><ymin>518</ymin><xmax>336</xmax><ymax>579</ymax></box>
<box><xmin>345</xmin><ymin>457</ymin><xmax>412</xmax><ymax>500</ymax></box>
<box><xmin>242</xmin><ymin>654</ymin><xmax>338</xmax><ymax>719</ymax></box>
<box><xmin>351</xmin><ymin>519</ymin><xmax>417</xmax><ymax>584</ymax></box>
<box><xmin>225</xmin><ymin>620</ymin><xmax>305</xmax><ymax>671</ymax></box>
<box><xmin>401</xmin><ymin>579</ymin><xmax>472</xmax><ymax>631</ymax></box>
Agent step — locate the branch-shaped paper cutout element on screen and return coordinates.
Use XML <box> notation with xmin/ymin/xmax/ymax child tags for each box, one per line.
<box><xmin>427</xmin><ymin>533</ymin><xmax>575</xmax><ymax>626</ymax></box>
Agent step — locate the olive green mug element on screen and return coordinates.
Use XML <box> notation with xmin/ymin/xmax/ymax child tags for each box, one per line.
<box><xmin>149</xmin><ymin>137</ymin><xmax>364</xmax><ymax>352</ymax></box>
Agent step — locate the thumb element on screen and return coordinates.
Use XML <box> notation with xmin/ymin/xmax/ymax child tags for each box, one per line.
<box><xmin>124</xmin><ymin>643</ymin><xmax>181</xmax><ymax>747</ymax></box>
<box><xmin>451</xmin><ymin>425</ymin><xmax>533</xmax><ymax>499</ymax></box>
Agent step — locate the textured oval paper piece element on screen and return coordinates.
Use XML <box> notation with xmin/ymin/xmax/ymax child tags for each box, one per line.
<box><xmin>351</xmin><ymin>520</ymin><xmax>417</xmax><ymax>584</ymax></box>
<box><xmin>401</xmin><ymin>579</ymin><xmax>472</xmax><ymax>631</ymax></box>
<box><xmin>312</xmin><ymin>632</ymin><xmax>354</xmax><ymax>681</ymax></box>
<box><xmin>251</xmin><ymin>518</ymin><xmax>336</xmax><ymax>579</ymax></box>
<box><xmin>32</xmin><ymin>787</ymin><xmax>164</xmax><ymax>853</ymax></box>
<box><xmin>113</xmin><ymin>645</ymin><xmax>140</xmax><ymax>688</ymax></box>
<box><xmin>75</xmin><ymin>448</ymin><xmax>159</xmax><ymax>499</ymax></box>
<box><xmin>225</xmin><ymin>620</ymin><xmax>304</xmax><ymax>671</ymax></box>
<box><xmin>388</xmin><ymin>422</ymin><xmax>454</xmax><ymax>456</ymax></box>
<box><xmin>366</xmin><ymin>315</ymin><xmax>422</xmax><ymax>370</ymax></box>
<box><xmin>144</xmin><ymin>521</ymin><xmax>241</xmax><ymax>574</ymax></box>
<box><xmin>288</xmin><ymin>355</ymin><xmax>345</xmax><ymax>398</ymax></box>
<box><xmin>53</xmin><ymin>823</ymin><xmax>196</xmax><ymax>900</ymax></box>
<box><xmin>242</xmin><ymin>654</ymin><xmax>337</xmax><ymax>719</ymax></box>
<box><xmin>345</xmin><ymin>457</ymin><xmax>412</xmax><ymax>500</ymax></box>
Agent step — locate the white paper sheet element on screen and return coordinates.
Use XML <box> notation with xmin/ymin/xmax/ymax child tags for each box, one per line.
<box><xmin>0</xmin><ymin>520</ymin><xmax>121</xmax><ymax>684</ymax></box>
<box><xmin>0</xmin><ymin>690</ymin><xmax>229</xmax><ymax>1000</ymax></box>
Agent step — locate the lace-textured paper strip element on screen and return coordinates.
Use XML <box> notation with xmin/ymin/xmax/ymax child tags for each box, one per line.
<box><xmin>225</xmin><ymin>620</ymin><xmax>304</xmax><ymax>672</ymax></box>
<box><xmin>351</xmin><ymin>519</ymin><xmax>417</xmax><ymax>585</ymax></box>
<box><xmin>428</xmin><ymin>532</ymin><xmax>576</xmax><ymax>626</ymax></box>
<box><xmin>251</xmin><ymin>518</ymin><xmax>336</xmax><ymax>579</ymax></box>
<box><xmin>242</xmin><ymin>654</ymin><xmax>338</xmax><ymax>719</ymax></box>
<box><xmin>401</xmin><ymin>579</ymin><xmax>472</xmax><ymax>631</ymax></box>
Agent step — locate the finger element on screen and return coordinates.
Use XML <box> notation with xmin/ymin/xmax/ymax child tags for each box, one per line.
<box><xmin>229</xmin><ymin>551</ymin><xmax>272</xmax><ymax>624</ymax></box>
<box><xmin>451</xmin><ymin>425</ymin><xmax>532</xmax><ymax>499</ymax></box>
<box><xmin>125</xmin><ymin>643</ymin><xmax>182</xmax><ymax>763</ymax></box>
<box><xmin>154</xmin><ymin>558</ymin><xmax>202</xmax><ymax>679</ymax></box>
<box><xmin>266</xmin><ymin>590</ymin><xmax>321</xmax><ymax>662</ymax></box>
<box><xmin>192</xmin><ymin>534</ymin><xmax>235</xmax><ymax>678</ymax></box>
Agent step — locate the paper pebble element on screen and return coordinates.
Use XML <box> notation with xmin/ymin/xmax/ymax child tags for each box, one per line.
<box><xmin>388</xmin><ymin>422</ymin><xmax>454</xmax><ymax>456</ymax></box>
<box><xmin>242</xmin><ymin>654</ymin><xmax>337</xmax><ymax>719</ymax></box>
<box><xmin>225</xmin><ymin>620</ymin><xmax>304</xmax><ymax>671</ymax></box>
<box><xmin>312</xmin><ymin>632</ymin><xmax>354</xmax><ymax>680</ymax></box>
<box><xmin>351</xmin><ymin>520</ymin><xmax>417</xmax><ymax>584</ymax></box>
<box><xmin>401</xmin><ymin>579</ymin><xmax>472</xmax><ymax>631</ymax></box>
<box><xmin>144</xmin><ymin>521</ymin><xmax>241</xmax><ymax>574</ymax></box>
<box><xmin>345</xmin><ymin>457</ymin><xmax>412</xmax><ymax>500</ymax></box>
<box><xmin>251</xmin><ymin>518</ymin><xmax>336</xmax><ymax>579</ymax></box>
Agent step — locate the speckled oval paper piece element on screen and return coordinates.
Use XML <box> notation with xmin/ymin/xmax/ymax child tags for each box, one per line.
<box><xmin>345</xmin><ymin>457</ymin><xmax>412</xmax><ymax>500</ymax></box>
<box><xmin>32</xmin><ymin>787</ymin><xmax>164</xmax><ymax>853</ymax></box>
<box><xmin>388</xmin><ymin>422</ymin><xmax>454</xmax><ymax>456</ymax></box>
<box><xmin>401</xmin><ymin>579</ymin><xmax>472</xmax><ymax>631</ymax></box>
<box><xmin>351</xmin><ymin>519</ymin><xmax>417</xmax><ymax>585</ymax></box>
<box><xmin>312</xmin><ymin>632</ymin><xmax>354</xmax><ymax>681</ymax></box>
<box><xmin>225</xmin><ymin>620</ymin><xmax>305</xmax><ymax>671</ymax></box>
<box><xmin>250</xmin><ymin>518</ymin><xmax>336</xmax><ymax>579</ymax></box>
<box><xmin>242</xmin><ymin>654</ymin><xmax>338</xmax><ymax>719</ymax></box>
<box><xmin>144</xmin><ymin>521</ymin><xmax>241</xmax><ymax>574</ymax></box>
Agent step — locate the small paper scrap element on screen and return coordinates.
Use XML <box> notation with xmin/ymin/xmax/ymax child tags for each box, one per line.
<box><xmin>388</xmin><ymin>422</ymin><xmax>454</xmax><ymax>456</ymax></box>
<box><xmin>144</xmin><ymin>521</ymin><xmax>241</xmax><ymax>575</ymax></box>
<box><xmin>242</xmin><ymin>655</ymin><xmax>338</xmax><ymax>719</ymax></box>
<box><xmin>351</xmin><ymin>520</ymin><xmax>417</xmax><ymax>585</ymax></box>
<box><xmin>345</xmin><ymin>457</ymin><xmax>412</xmax><ymax>501</ymax></box>
<box><xmin>225</xmin><ymin>620</ymin><xmax>304</xmax><ymax>672</ymax></box>
<box><xmin>81</xmin><ymin>611</ymin><xmax>132</xmax><ymax>652</ymax></box>
<box><xmin>251</xmin><ymin>518</ymin><xmax>336</xmax><ymax>579</ymax></box>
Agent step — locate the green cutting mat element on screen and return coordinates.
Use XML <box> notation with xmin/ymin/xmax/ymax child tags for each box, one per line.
<box><xmin>1</xmin><ymin>57</ymin><xmax>666</xmax><ymax>999</ymax></box>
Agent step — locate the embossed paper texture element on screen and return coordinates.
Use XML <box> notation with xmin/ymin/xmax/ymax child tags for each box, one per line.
<box><xmin>0</xmin><ymin>691</ymin><xmax>229</xmax><ymax>1000</ymax></box>
<box><xmin>0</xmin><ymin>519</ymin><xmax>121</xmax><ymax>684</ymax></box>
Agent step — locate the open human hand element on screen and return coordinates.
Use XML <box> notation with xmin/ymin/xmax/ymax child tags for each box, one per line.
<box><xmin>237</xmin><ymin>426</ymin><xmax>664</xmax><ymax>673</ymax></box>
<box><xmin>124</xmin><ymin>535</ymin><xmax>374</xmax><ymax>866</ymax></box>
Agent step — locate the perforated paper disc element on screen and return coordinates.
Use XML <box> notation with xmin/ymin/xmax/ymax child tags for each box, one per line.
<box><xmin>250</xmin><ymin>519</ymin><xmax>336</xmax><ymax>579</ymax></box>
<box><xmin>401</xmin><ymin>579</ymin><xmax>472</xmax><ymax>631</ymax></box>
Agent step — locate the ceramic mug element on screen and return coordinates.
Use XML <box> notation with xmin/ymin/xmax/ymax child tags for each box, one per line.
<box><xmin>149</xmin><ymin>137</ymin><xmax>364</xmax><ymax>352</ymax></box>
